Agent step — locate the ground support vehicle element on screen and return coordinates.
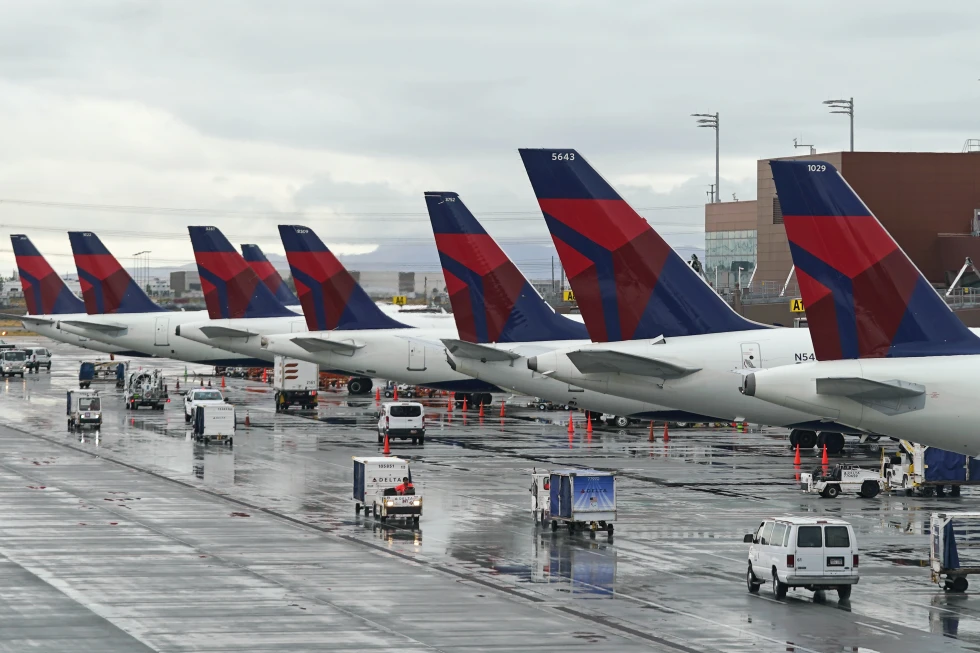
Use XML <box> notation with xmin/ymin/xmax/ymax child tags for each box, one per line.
<box><xmin>183</xmin><ymin>388</ymin><xmax>226</xmax><ymax>423</ymax></box>
<box><xmin>124</xmin><ymin>370</ymin><xmax>168</xmax><ymax>410</ymax></box>
<box><xmin>377</xmin><ymin>402</ymin><xmax>425</xmax><ymax>445</ymax></box>
<box><xmin>67</xmin><ymin>389</ymin><xmax>102</xmax><ymax>432</ymax></box>
<box><xmin>745</xmin><ymin>517</ymin><xmax>859</xmax><ymax>601</ymax></box>
<box><xmin>273</xmin><ymin>356</ymin><xmax>319</xmax><ymax>411</ymax></box>
<box><xmin>882</xmin><ymin>442</ymin><xmax>979</xmax><ymax>497</ymax></box>
<box><xmin>24</xmin><ymin>346</ymin><xmax>51</xmax><ymax>371</ymax></box>
<box><xmin>78</xmin><ymin>361</ymin><xmax>126</xmax><ymax>389</ymax></box>
<box><xmin>191</xmin><ymin>403</ymin><xmax>235</xmax><ymax>446</ymax></box>
<box><xmin>548</xmin><ymin>469</ymin><xmax>616</xmax><ymax>538</ymax></box>
<box><xmin>352</xmin><ymin>456</ymin><xmax>422</xmax><ymax>525</ymax></box>
<box><xmin>0</xmin><ymin>349</ymin><xmax>26</xmax><ymax>378</ymax></box>
<box><xmin>801</xmin><ymin>464</ymin><xmax>882</xmax><ymax>499</ymax></box>
<box><xmin>531</xmin><ymin>471</ymin><xmax>551</xmax><ymax>523</ymax></box>
<box><xmin>931</xmin><ymin>512</ymin><xmax>980</xmax><ymax>593</ymax></box>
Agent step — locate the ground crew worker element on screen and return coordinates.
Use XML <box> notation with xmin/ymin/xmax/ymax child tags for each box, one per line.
<box><xmin>395</xmin><ymin>477</ymin><xmax>414</xmax><ymax>495</ymax></box>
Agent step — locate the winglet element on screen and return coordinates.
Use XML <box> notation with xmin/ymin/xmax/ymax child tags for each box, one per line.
<box><xmin>68</xmin><ymin>232</ymin><xmax>163</xmax><ymax>314</ymax></box>
<box><xmin>278</xmin><ymin>225</ymin><xmax>409</xmax><ymax>331</ymax></box>
<box><xmin>770</xmin><ymin>159</ymin><xmax>980</xmax><ymax>359</ymax></box>
<box><xmin>11</xmin><ymin>234</ymin><xmax>86</xmax><ymax>315</ymax></box>
<box><xmin>425</xmin><ymin>191</ymin><xmax>587</xmax><ymax>343</ymax></box>
<box><xmin>519</xmin><ymin>148</ymin><xmax>764</xmax><ymax>342</ymax></box>
<box><xmin>240</xmin><ymin>244</ymin><xmax>300</xmax><ymax>305</ymax></box>
<box><xmin>188</xmin><ymin>227</ymin><xmax>297</xmax><ymax>319</ymax></box>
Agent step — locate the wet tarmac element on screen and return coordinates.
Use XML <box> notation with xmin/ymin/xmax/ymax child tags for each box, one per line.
<box><xmin>1</xmin><ymin>338</ymin><xmax>978</xmax><ymax>652</ymax></box>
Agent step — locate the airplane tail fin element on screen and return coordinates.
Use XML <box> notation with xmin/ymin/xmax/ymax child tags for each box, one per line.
<box><xmin>519</xmin><ymin>148</ymin><xmax>764</xmax><ymax>343</ymax></box>
<box><xmin>68</xmin><ymin>232</ymin><xmax>163</xmax><ymax>314</ymax></box>
<box><xmin>278</xmin><ymin>225</ymin><xmax>409</xmax><ymax>331</ymax></box>
<box><xmin>187</xmin><ymin>227</ymin><xmax>297</xmax><ymax>320</ymax></box>
<box><xmin>241</xmin><ymin>244</ymin><xmax>300</xmax><ymax>305</ymax></box>
<box><xmin>425</xmin><ymin>191</ymin><xmax>587</xmax><ymax>343</ymax></box>
<box><xmin>11</xmin><ymin>235</ymin><xmax>86</xmax><ymax>315</ymax></box>
<box><xmin>770</xmin><ymin>160</ymin><xmax>980</xmax><ymax>359</ymax></box>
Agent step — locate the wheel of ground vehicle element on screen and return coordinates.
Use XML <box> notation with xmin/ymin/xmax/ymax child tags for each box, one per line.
<box><xmin>355</xmin><ymin>504</ymin><xmax>361</xmax><ymax>514</ymax></box>
<box><xmin>614</xmin><ymin>416</ymin><xmax>630</xmax><ymax>428</ymax></box>
<box><xmin>46</xmin><ymin>363</ymin><xmax>51</xmax><ymax>370</ymax></box>
<box><xmin>606</xmin><ymin>523</ymin><xmax>614</xmax><ymax>535</ymax></box>
<box><xmin>228</xmin><ymin>438</ymin><xmax>233</xmax><ymax>447</ymax></box>
<box><xmin>772</xmin><ymin>571</ymin><xmax>788</xmax><ymax>598</ymax></box>
<box><xmin>67</xmin><ymin>419</ymin><xmax>73</xmax><ymax>432</ymax></box>
<box><xmin>798</xmin><ymin>430</ymin><xmax>817</xmax><ymax>448</ymax></box>
<box><xmin>380</xmin><ymin>514</ymin><xmax>387</xmax><ymax>523</ymax></box>
<box><xmin>184</xmin><ymin>412</ymin><xmax>191</xmax><ymax>423</ymax></box>
<box><xmin>551</xmin><ymin>520</ymin><xmax>558</xmax><ymax>532</ymax></box>
<box><xmin>836</xmin><ymin>584</ymin><xmax>852</xmax><ymax>600</ymax></box>
<box><xmin>203</xmin><ymin>437</ymin><xmax>210</xmax><ymax>446</ymax></box>
<box><xmin>538</xmin><ymin>404</ymin><xmax>546</xmax><ymax>411</ymax></box>
<box><xmin>951</xmin><ymin>577</ymin><xmax>969</xmax><ymax>593</ymax></box>
<box><xmin>384</xmin><ymin>391</ymin><xmax>393</xmax><ymax>398</ymax></box>
<box><xmin>568</xmin><ymin>522</ymin><xmax>575</xmax><ymax>533</ymax></box>
<box><xmin>124</xmin><ymin>403</ymin><xmax>130</xmax><ymax>410</ymax></box>
<box><xmin>859</xmin><ymin>480</ymin><xmax>880</xmax><ymax>499</ymax></box>
<box><xmin>411</xmin><ymin>437</ymin><xmax>417</xmax><ymax>445</ymax></box>
<box><xmin>824</xmin><ymin>484</ymin><xmax>841</xmax><ymax>499</ymax></box>
<box><xmin>937</xmin><ymin>485</ymin><xmax>947</xmax><ymax>498</ymax></box>
<box><xmin>746</xmin><ymin>566</ymin><xmax>761</xmax><ymax>593</ymax></box>
<box><xmin>18</xmin><ymin>372</ymin><xmax>24</xmax><ymax>378</ymax></box>
<box><xmin>952</xmin><ymin>485</ymin><xmax>962</xmax><ymax>497</ymax></box>
<box><xmin>418</xmin><ymin>435</ymin><xmax>425</xmax><ymax>445</ymax></box>
<box><xmin>412</xmin><ymin>516</ymin><xmax>420</xmax><ymax>527</ymax></box>
<box><xmin>921</xmin><ymin>486</ymin><xmax>935</xmax><ymax>497</ymax></box>
<box><xmin>589</xmin><ymin>529</ymin><xmax>596</xmax><ymax>539</ymax></box>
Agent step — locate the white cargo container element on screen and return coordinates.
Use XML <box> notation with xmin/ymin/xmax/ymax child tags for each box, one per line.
<box><xmin>192</xmin><ymin>403</ymin><xmax>236</xmax><ymax>446</ymax></box>
<box><xmin>274</xmin><ymin>356</ymin><xmax>319</xmax><ymax>411</ymax></box>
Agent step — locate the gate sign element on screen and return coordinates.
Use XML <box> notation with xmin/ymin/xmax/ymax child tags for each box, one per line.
<box><xmin>392</xmin><ymin>295</ymin><xmax>407</xmax><ymax>305</ymax></box>
<box><xmin>789</xmin><ymin>298</ymin><xmax>805</xmax><ymax>313</ymax></box>
<box><xmin>563</xmin><ymin>290</ymin><xmax>575</xmax><ymax>302</ymax></box>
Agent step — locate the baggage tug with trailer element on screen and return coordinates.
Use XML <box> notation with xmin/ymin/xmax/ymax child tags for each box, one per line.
<box><xmin>353</xmin><ymin>456</ymin><xmax>422</xmax><ymax>525</ymax></box>
<box><xmin>548</xmin><ymin>469</ymin><xmax>616</xmax><ymax>538</ymax></box>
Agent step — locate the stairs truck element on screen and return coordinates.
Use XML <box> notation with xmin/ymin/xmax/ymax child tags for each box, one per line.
<box><xmin>882</xmin><ymin>441</ymin><xmax>980</xmax><ymax>497</ymax></box>
<box><xmin>274</xmin><ymin>356</ymin><xmax>319</xmax><ymax>412</ymax></box>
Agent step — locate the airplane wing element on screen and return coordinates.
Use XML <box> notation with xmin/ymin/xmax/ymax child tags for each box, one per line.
<box><xmin>815</xmin><ymin>377</ymin><xmax>925</xmax><ymax>400</ymax></box>
<box><xmin>197</xmin><ymin>326</ymin><xmax>257</xmax><ymax>339</ymax></box>
<box><xmin>290</xmin><ymin>336</ymin><xmax>363</xmax><ymax>354</ymax></box>
<box><xmin>567</xmin><ymin>349</ymin><xmax>701</xmax><ymax>379</ymax></box>
<box><xmin>0</xmin><ymin>313</ymin><xmax>54</xmax><ymax>325</ymax></box>
<box><xmin>442</xmin><ymin>339</ymin><xmax>520</xmax><ymax>362</ymax></box>
<box><xmin>58</xmin><ymin>319</ymin><xmax>128</xmax><ymax>333</ymax></box>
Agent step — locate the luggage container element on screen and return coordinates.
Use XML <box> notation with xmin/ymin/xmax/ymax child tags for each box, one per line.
<box><xmin>883</xmin><ymin>441</ymin><xmax>980</xmax><ymax>497</ymax></box>
<box><xmin>548</xmin><ymin>469</ymin><xmax>616</xmax><ymax>538</ymax></box>
<box><xmin>930</xmin><ymin>512</ymin><xmax>980</xmax><ymax>593</ymax></box>
<box><xmin>352</xmin><ymin>456</ymin><xmax>422</xmax><ymax>525</ymax></box>
<box><xmin>192</xmin><ymin>403</ymin><xmax>235</xmax><ymax>446</ymax></box>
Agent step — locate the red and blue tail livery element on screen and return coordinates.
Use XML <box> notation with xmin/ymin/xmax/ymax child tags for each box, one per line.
<box><xmin>188</xmin><ymin>227</ymin><xmax>297</xmax><ymax>320</ymax></box>
<box><xmin>770</xmin><ymin>160</ymin><xmax>980</xmax><ymax>360</ymax></box>
<box><xmin>279</xmin><ymin>225</ymin><xmax>409</xmax><ymax>331</ymax></box>
<box><xmin>519</xmin><ymin>148</ymin><xmax>764</xmax><ymax>342</ymax></box>
<box><xmin>425</xmin><ymin>191</ymin><xmax>586</xmax><ymax>343</ymax></box>
<box><xmin>241</xmin><ymin>244</ymin><xmax>300</xmax><ymax>306</ymax></box>
<box><xmin>11</xmin><ymin>235</ymin><xmax>86</xmax><ymax>315</ymax></box>
<box><xmin>68</xmin><ymin>232</ymin><xmax>163</xmax><ymax>314</ymax></box>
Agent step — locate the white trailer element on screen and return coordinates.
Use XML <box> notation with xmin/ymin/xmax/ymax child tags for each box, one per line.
<box><xmin>930</xmin><ymin>512</ymin><xmax>980</xmax><ymax>593</ymax></box>
<box><xmin>274</xmin><ymin>356</ymin><xmax>319</xmax><ymax>411</ymax></box>
<box><xmin>191</xmin><ymin>403</ymin><xmax>236</xmax><ymax>446</ymax></box>
<box><xmin>352</xmin><ymin>456</ymin><xmax>422</xmax><ymax>525</ymax></box>
<box><xmin>882</xmin><ymin>441</ymin><xmax>979</xmax><ymax>497</ymax></box>
<box><xmin>800</xmin><ymin>464</ymin><xmax>882</xmax><ymax>499</ymax></box>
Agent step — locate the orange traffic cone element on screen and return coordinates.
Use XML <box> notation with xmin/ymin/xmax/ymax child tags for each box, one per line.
<box><xmin>567</xmin><ymin>411</ymin><xmax>575</xmax><ymax>434</ymax></box>
<box><xmin>821</xmin><ymin>444</ymin><xmax>829</xmax><ymax>465</ymax></box>
<box><xmin>375</xmin><ymin>387</ymin><xmax>380</xmax><ymax>402</ymax></box>
<box><xmin>648</xmin><ymin>421</ymin><xmax>655</xmax><ymax>442</ymax></box>
<box><xmin>586</xmin><ymin>411</ymin><xmax>593</xmax><ymax>434</ymax></box>
<box><xmin>793</xmin><ymin>444</ymin><xmax>801</xmax><ymax>465</ymax></box>
<box><xmin>462</xmin><ymin>396</ymin><xmax>468</xmax><ymax>411</ymax></box>
<box><xmin>479</xmin><ymin>402</ymin><xmax>484</xmax><ymax>417</ymax></box>
<box><xmin>448</xmin><ymin>395</ymin><xmax>454</xmax><ymax>412</ymax></box>
<box><xmin>499</xmin><ymin>402</ymin><xmax>505</xmax><ymax>418</ymax></box>
<box><xmin>221</xmin><ymin>375</ymin><xmax>225</xmax><ymax>388</ymax></box>
<box><xmin>244</xmin><ymin>410</ymin><xmax>251</xmax><ymax>427</ymax></box>
<box><xmin>383</xmin><ymin>432</ymin><xmax>391</xmax><ymax>455</ymax></box>
<box><xmin>393</xmin><ymin>386</ymin><xmax>399</xmax><ymax>401</ymax></box>
<box><xmin>663</xmin><ymin>423</ymin><xmax>669</xmax><ymax>442</ymax></box>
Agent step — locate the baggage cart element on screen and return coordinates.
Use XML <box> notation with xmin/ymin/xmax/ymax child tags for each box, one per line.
<box><xmin>353</xmin><ymin>456</ymin><xmax>422</xmax><ymax>525</ymax></box>
<box><xmin>930</xmin><ymin>512</ymin><xmax>980</xmax><ymax>593</ymax></box>
<box><xmin>549</xmin><ymin>469</ymin><xmax>616</xmax><ymax>538</ymax></box>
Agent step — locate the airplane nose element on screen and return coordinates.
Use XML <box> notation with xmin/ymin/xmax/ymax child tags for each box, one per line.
<box><xmin>527</xmin><ymin>356</ymin><xmax>538</xmax><ymax>372</ymax></box>
<box><xmin>741</xmin><ymin>373</ymin><xmax>756</xmax><ymax>397</ymax></box>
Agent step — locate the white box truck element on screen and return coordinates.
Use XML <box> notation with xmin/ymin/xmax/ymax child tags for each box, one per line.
<box><xmin>274</xmin><ymin>356</ymin><xmax>319</xmax><ymax>412</ymax></box>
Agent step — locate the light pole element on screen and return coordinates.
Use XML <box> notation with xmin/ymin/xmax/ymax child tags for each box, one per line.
<box><xmin>132</xmin><ymin>251</ymin><xmax>149</xmax><ymax>291</ymax></box>
<box><xmin>692</xmin><ymin>112</ymin><xmax>719</xmax><ymax>203</ymax></box>
<box><xmin>823</xmin><ymin>98</ymin><xmax>853</xmax><ymax>151</ymax></box>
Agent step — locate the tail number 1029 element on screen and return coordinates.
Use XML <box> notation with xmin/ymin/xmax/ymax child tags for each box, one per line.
<box><xmin>551</xmin><ymin>152</ymin><xmax>576</xmax><ymax>161</ymax></box>
<box><xmin>807</xmin><ymin>164</ymin><xmax>827</xmax><ymax>172</ymax></box>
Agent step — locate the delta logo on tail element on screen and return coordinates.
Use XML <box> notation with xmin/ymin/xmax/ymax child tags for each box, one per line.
<box><xmin>11</xmin><ymin>235</ymin><xmax>86</xmax><ymax>315</ymax></box>
<box><xmin>241</xmin><ymin>244</ymin><xmax>300</xmax><ymax>305</ymax></box>
<box><xmin>279</xmin><ymin>225</ymin><xmax>408</xmax><ymax>331</ymax></box>
<box><xmin>67</xmin><ymin>232</ymin><xmax>163</xmax><ymax>314</ymax></box>
<box><xmin>770</xmin><ymin>160</ymin><xmax>980</xmax><ymax>360</ymax></box>
<box><xmin>519</xmin><ymin>148</ymin><xmax>763</xmax><ymax>343</ymax></box>
<box><xmin>425</xmin><ymin>191</ymin><xmax>586</xmax><ymax>343</ymax></box>
<box><xmin>188</xmin><ymin>227</ymin><xmax>296</xmax><ymax>320</ymax></box>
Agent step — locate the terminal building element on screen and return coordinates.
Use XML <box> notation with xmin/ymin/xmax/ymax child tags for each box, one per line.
<box><xmin>706</xmin><ymin>149</ymin><xmax>980</xmax><ymax>326</ymax></box>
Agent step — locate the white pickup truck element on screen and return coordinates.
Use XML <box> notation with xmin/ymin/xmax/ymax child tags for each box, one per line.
<box><xmin>184</xmin><ymin>388</ymin><xmax>226</xmax><ymax>423</ymax></box>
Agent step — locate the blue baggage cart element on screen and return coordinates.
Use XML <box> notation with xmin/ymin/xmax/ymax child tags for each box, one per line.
<box><xmin>549</xmin><ymin>469</ymin><xmax>616</xmax><ymax>538</ymax></box>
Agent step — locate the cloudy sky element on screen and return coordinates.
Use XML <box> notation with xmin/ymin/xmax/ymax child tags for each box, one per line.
<box><xmin>0</xmin><ymin>0</ymin><xmax>977</xmax><ymax>278</ymax></box>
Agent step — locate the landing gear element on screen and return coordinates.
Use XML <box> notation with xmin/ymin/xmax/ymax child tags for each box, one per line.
<box><xmin>817</xmin><ymin>431</ymin><xmax>845</xmax><ymax>455</ymax></box>
<box><xmin>790</xmin><ymin>429</ymin><xmax>817</xmax><ymax>449</ymax></box>
<box><xmin>347</xmin><ymin>377</ymin><xmax>373</xmax><ymax>396</ymax></box>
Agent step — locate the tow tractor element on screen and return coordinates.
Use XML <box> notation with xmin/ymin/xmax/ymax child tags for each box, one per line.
<box><xmin>531</xmin><ymin>471</ymin><xmax>551</xmax><ymax>523</ymax></box>
<box><xmin>801</xmin><ymin>464</ymin><xmax>882</xmax><ymax>499</ymax></box>
<box><xmin>352</xmin><ymin>456</ymin><xmax>422</xmax><ymax>525</ymax></box>
<box><xmin>124</xmin><ymin>370</ymin><xmax>169</xmax><ymax>410</ymax></box>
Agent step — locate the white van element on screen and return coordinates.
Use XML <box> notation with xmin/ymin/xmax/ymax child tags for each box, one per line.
<box><xmin>744</xmin><ymin>517</ymin><xmax>859</xmax><ymax>600</ymax></box>
<box><xmin>24</xmin><ymin>346</ymin><xmax>52</xmax><ymax>371</ymax></box>
<box><xmin>377</xmin><ymin>401</ymin><xmax>425</xmax><ymax>445</ymax></box>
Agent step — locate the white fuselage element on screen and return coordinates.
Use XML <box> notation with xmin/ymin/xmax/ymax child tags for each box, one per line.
<box><xmin>745</xmin><ymin>356</ymin><xmax>980</xmax><ymax>453</ymax></box>
<box><xmin>55</xmin><ymin>311</ymin><xmax>270</xmax><ymax>365</ymax></box>
<box><xmin>31</xmin><ymin>318</ymin><xmax>130</xmax><ymax>355</ymax></box>
<box><xmin>261</xmin><ymin>326</ymin><xmax>497</xmax><ymax>392</ymax></box>
<box><xmin>446</xmin><ymin>340</ymin><xmax>705</xmax><ymax>419</ymax></box>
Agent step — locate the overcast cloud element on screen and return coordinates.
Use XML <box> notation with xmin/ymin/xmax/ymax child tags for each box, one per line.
<box><xmin>0</xmin><ymin>0</ymin><xmax>977</xmax><ymax>275</ymax></box>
